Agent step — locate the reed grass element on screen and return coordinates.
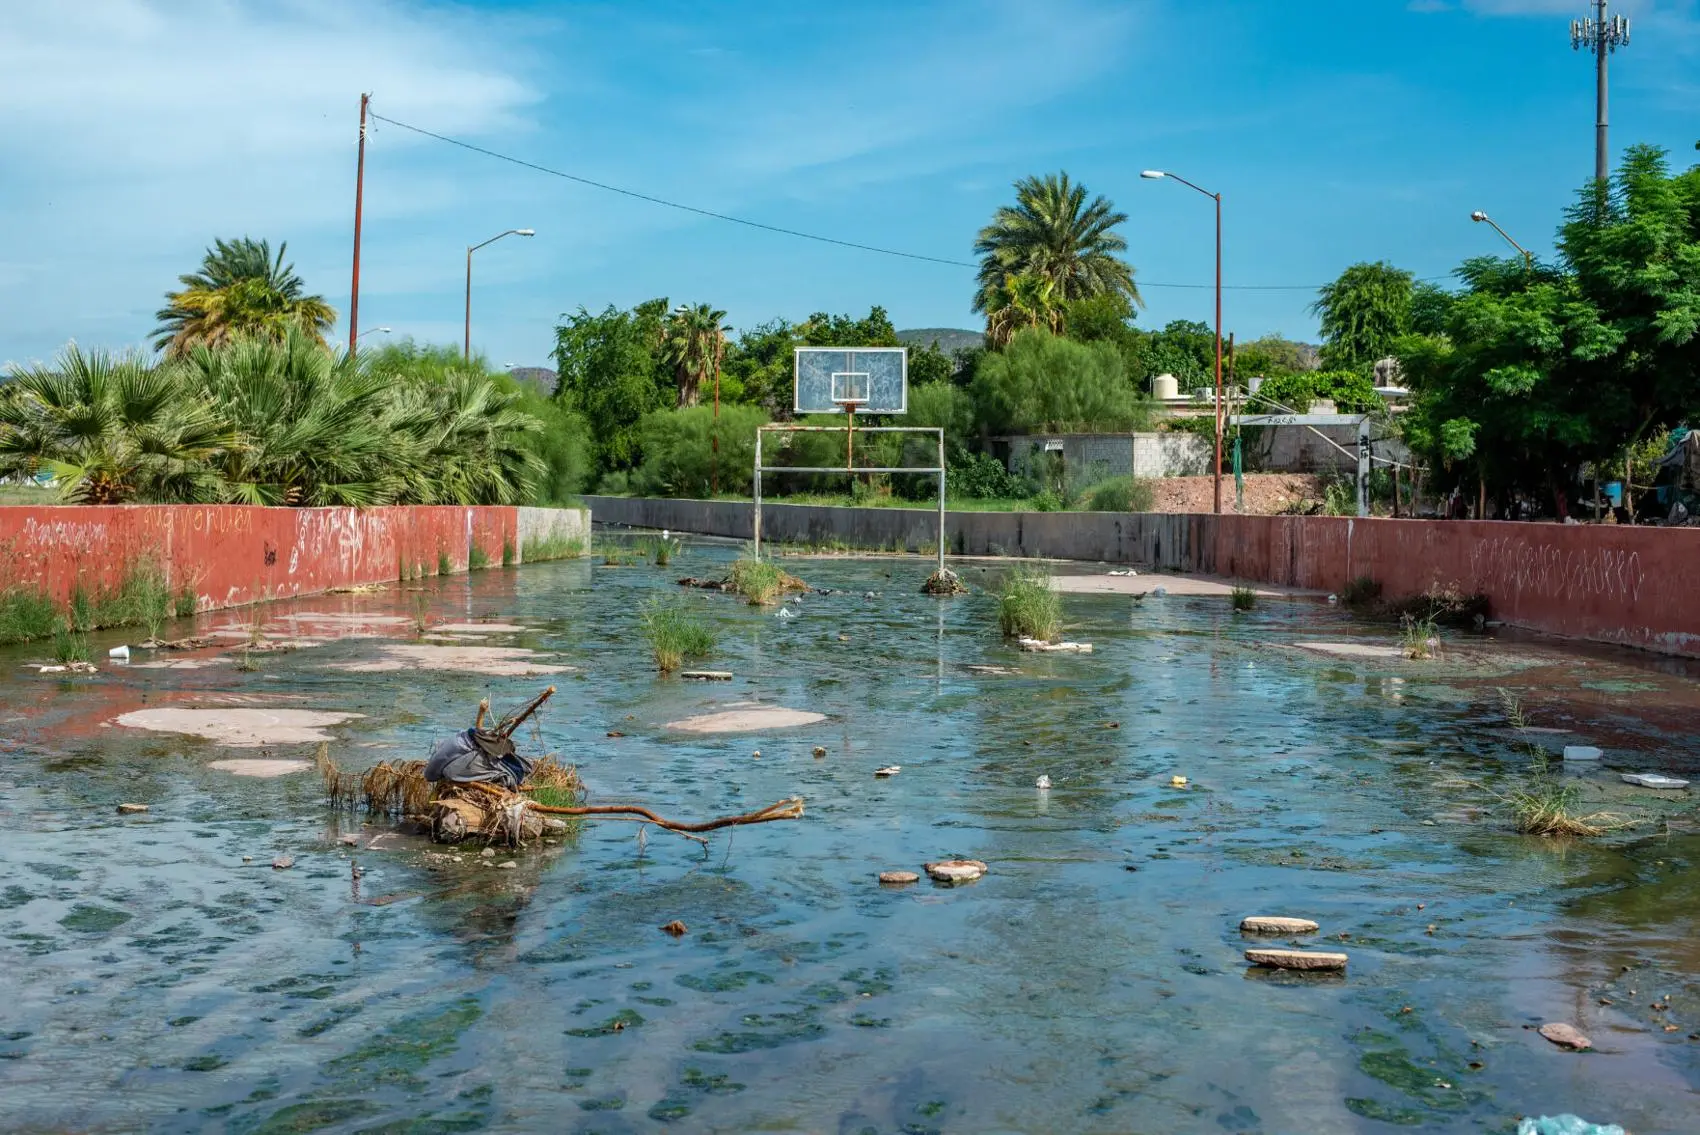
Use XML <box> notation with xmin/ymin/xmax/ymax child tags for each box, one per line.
<box><xmin>997</xmin><ymin>564</ymin><xmax>1061</xmax><ymax>641</ymax></box>
<box><xmin>640</xmin><ymin>598</ymin><xmax>717</xmax><ymax>672</ymax></box>
<box><xmin>1230</xmin><ymin>585</ymin><xmax>1257</xmax><ymax>611</ymax></box>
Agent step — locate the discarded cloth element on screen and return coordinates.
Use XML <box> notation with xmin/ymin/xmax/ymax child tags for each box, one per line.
<box><xmin>424</xmin><ymin>728</ymin><xmax>534</xmax><ymax>790</ymax></box>
<box><xmin>1516</xmin><ymin>1117</ymin><xmax>1626</xmax><ymax>1135</ymax></box>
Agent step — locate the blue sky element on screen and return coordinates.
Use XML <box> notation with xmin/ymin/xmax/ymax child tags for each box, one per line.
<box><xmin>3</xmin><ymin>0</ymin><xmax>1697</xmax><ymax>371</ymax></box>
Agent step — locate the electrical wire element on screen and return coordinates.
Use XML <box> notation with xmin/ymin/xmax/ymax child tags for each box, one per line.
<box><xmin>370</xmin><ymin>110</ymin><xmax>1452</xmax><ymax>293</ymax></box>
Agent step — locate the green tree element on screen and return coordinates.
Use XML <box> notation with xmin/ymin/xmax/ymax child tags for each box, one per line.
<box><xmin>795</xmin><ymin>306</ymin><xmax>900</xmax><ymax>347</ymax></box>
<box><xmin>985</xmin><ymin>272</ymin><xmax>1065</xmax><ymax>349</ymax></box>
<box><xmin>633</xmin><ymin>404</ymin><xmax>768</xmax><ymax>497</ymax></box>
<box><xmin>552</xmin><ymin>299</ymin><xmax>672</xmax><ymax>471</ymax></box>
<box><xmin>1311</xmin><ymin>261</ymin><xmax>1415</xmax><ymax>372</ymax></box>
<box><xmin>154</xmin><ymin>238</ymin><xmax>335</xmax><ymax>357</ymax></box>
<box><xmin>969</xmin><ymin>329</ymin><xmax>1151</xmax><ymax>434</ymax></box>
<box><xmin>973</xmin><ymin>172</ymin><xmax>1140</xmax><ymax>317</ymax></box>
<box><xmin>1234</xmin><ymin>334</ymin><xmax>1315</xmax><ymax>379</ymax></box>
<box><xmin>661</xmin><ymin>303</ymin><xmax>730</xmax><ymax>408</ymax></box>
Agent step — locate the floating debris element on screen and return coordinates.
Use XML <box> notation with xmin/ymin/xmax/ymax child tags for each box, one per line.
<box><xmin>680</xmin><ymin>670</ymin><xmax>734</xmax><ymax>681</ymax></box>
<box><xmin>925</xmin><ymin>859</ymin><xmax>987</xmax><ymax>884</ymax></box>
<box><xmin>874</xmin><ymin>765</ymin><xmax>901</xmax><ymax>778</ymax></box>
<box><xmin>812</xmin><ymin>746</ymin><xmax>828</xmax><ymax>758</ymax></box>
<box><xmin>1169</xmin><ymin>775</ymin><xmax>1189</xmax><ymax>789</ymax></box>
<box><xmin>1019</xmin><ymin>638</ymin><xmax>1093</xmax><ymax>654</ymax></box>
<box><xmin>116</xmin><ymin>803</ymin><xmax>149</xmax><ymax>815</ymax></box>
<box><xmin>1538</xmin><ymin>1022</ymin><xmax>1592</xmax><ymax>1050</ymax></box>
<box><xmin>1035</xmin><ymin>775</ymin><xmax>1052</xmax><ymax>790</ymax></box>
<box><xmin>1621</xmin><ymin>773</ymin><xmax>1688</xmax><ymax>790</ymax></box>
<box><xmin>1244</xmin><ymin>948</ymin><xmax>1346</xmax><ymax>971</ymax></box>
<box><xmin>1563</xmin><ymin>746</ymin><xmax>1603</xmax><ymax>762</ymax></box>
<box><xmin>108</xmin><ymin>645</ymin><xmax>130</xmax><ymax>661</ymax></box>
<box><xmin>660</xmin><ymin>920</ymin><xmax>688</xmax><ymax>937</ymax></box>
<box><xmin>776</xmin><ymin>607</ymin><xmax>796</xmax><ymax>620</ymax></box>
<box><xmin>271</xmin><ymin>856</ymin><xmax>294</xmax><ymax>870</ymax></box>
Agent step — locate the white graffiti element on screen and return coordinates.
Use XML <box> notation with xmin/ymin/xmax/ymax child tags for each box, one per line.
<box><xmin>1466</xmin><ymin>535</ymin><xmax>1646</xmax><ymax>604</ymax></box>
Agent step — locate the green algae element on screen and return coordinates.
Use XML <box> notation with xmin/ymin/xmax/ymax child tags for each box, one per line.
<box><xmin>59</xmin><ymin>904</ymin><xmax>132</xmax><ymax>933</ymax></box>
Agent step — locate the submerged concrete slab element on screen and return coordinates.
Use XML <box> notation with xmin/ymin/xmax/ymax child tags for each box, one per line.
<box><xmin>325</xmin><ymin>644</ymin><xmax>570</xmax><ymax>677</ymax></box>
<box><xmin>207</xmin><ymin>758</ymin><xmax>314</xmax><ymax>777</ymax></box>
<box><xmin>665</xmin><ymin>707</ymin><xmax>827</xmax><ymax>734</ymax></box>
<box><xmin>1294</xmin><ymin>641</ymin><xmax>1406</xmax><ymax>660</ymax></box>
<box><xmin>1050</xmin><ymin>571</ymin><xmax>1327</xmax><ymax>599</ymax></box>
<box><xmin>116</xmin><ymin>708</ymin><xmax>364</xmax><ymax>746</ymax></box>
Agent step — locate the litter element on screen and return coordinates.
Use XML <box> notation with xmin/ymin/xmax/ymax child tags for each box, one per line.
<box><xmin>1107</xmin><ymin>569</ymin><xmax>1137</xmax><ymax>577</ymax></box>
<box><xmin>1621</xmin><ymin>772</ymin><xmax>1688</xmax><ymax>789</ymax></box>
<box><xmin>1516</xmin><ymin>1118</ymin><xmax>1625</xmax><ymax>1135</ymax></box>
<box><xmin>680</xmin><ymin>670</ymin><xmax>733</xmax><ymax>681</ymax></box>
<box><xmin>1169</xmin><ymin>775</ymin><xmax>1189</xmax><ymax>788</ymax></box>
<box><xmin>116</xmin><ymin>803</ymin><xmax>149</xmax><ymax>815</ymax></box>
<box><xmin>1152</xmin><ymin>587</ymin><xmax>1168</xmax><ymax>598</ymax></box>
<box><xmin>1019</xmin><ymin>638</ymin><xmax>1093</xmax><ymax>653</ymax></box>
<box><xmin>109</xmin><ymin>645</ymin><xmax>130</xmax><ymax>661</ymax></box>
<box><xmin>1562</xmin><ymin>746</ymin><xmax>1603</xmax><ymax>761</ymax></box>
<box><xmin>1035</xmin><ymin>775</ymin><xmax>1052</xmax><ymax>790</ymax></box>
<box><xmin>776</xmin><ymin>607</ymin><xmax>796</xmax><ymax>619</ymax></box>
<box><xmin>874</xmin><ymin>766</ymin><xmax>901</xmax><ymax>778</ymax></box>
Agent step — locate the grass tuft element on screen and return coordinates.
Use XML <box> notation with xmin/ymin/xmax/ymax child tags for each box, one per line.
<box><xmin>411</xmin><ymin>592</ymin><xmax>432</xmax><ymax>636</ymax></box>
<box><xmin>469</xmin><ymin>544</ymin><xmax>490</xmax><ymax>571</ymax></box>
<box><xmin>52</xmin><ymin>625</ymin><xmax>91</xmax><ymax>664</ymax></box>
<box><xmin>1230</xmin><ymin>585</ymin><xmax>1257</xmax><ymax>611</ymax></box>
<box><xmin>438</xmin><ymin>550</ymin><xmax>453</xmax><ymax>577</ymax></box>
<box><xmin>523</xmin><ymin>533</ymin><xmax>587</xmax><ymax>563</ymax></box>
<box><xmin>639</xmin><ymin>598</ymin><xmax>717</xmax><ymax>673</ymax></box>
<box><xmin>0</xmin><ymin>587</ymin><xmax>60</xmax><ymax>646</ymax></box>
<box><xmin>501</xmin><ymin>539</ymin><xmax>516</xmax><ymax>567</ymax></box>
<box><xmin>1400</xmin><ymin>613</ymin><xmax>1439</xmax><ymax>659</ymax></box>
<box><xmin>997</xmin><ymin>564</ymin><xmax>1061</xmax><ymax>642</ymax></box>
<box><xmin>1497</xmin><ymin>687</ymin><xmax>1530</xmax><ymax>730</ymax></box>
<box><xmin>1341</xmin><ymin>575</ymin><xmax>1382</xmax><ymax>608</ymax></box>
<box><xmin>638</xmin><ymin>535</ymin><xmax>681</xmax><ymax>567</ymax></box>
<box><xmin>1497</xmin><ymin>749</ymin><xmax>1629</xmax><ymax>837</ymax></box>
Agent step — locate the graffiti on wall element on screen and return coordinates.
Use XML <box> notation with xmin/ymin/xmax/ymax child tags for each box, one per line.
<box><xmin>1465</xmin><ymin>534</ymin><xmax>1646</xmax><ymax>606</ymax></box>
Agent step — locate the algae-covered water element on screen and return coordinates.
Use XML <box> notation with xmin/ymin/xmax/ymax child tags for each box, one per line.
<box><xmin>3</xmin><ymin>539</ymin><xmax>1700</xmax><ymax>1133</ymax></box>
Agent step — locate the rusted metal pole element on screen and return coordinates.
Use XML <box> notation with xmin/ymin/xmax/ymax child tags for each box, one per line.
<box><xmin>1214</xmin><ymin>191</ymin><xmax>1223</xmax><ymax>515</ymax></box>
<box><xmin>348</xmin><ymin>93</ymin><xmax>369</xmax><ymax>355</ymax></box>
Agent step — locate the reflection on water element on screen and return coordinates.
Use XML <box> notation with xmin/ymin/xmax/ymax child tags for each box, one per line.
<box><xmin>2</xmin><ymin>540</ymin><xmax>1699</xmax><ymax>1133</ymax></box>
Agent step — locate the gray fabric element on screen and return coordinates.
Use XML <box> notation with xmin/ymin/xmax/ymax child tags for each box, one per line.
<box><xmin>424</xmin><ymin>728</ymin><xmax>534</xmax><ymax>790</ymax></box>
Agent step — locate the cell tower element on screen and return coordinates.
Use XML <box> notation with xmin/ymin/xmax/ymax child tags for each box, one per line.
<box><xmin>1571</xmin><ymin>0</ymin><xmax>1630</xmax><ymax>184</ymax></box>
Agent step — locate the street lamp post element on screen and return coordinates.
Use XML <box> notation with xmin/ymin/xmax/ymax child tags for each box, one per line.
<box><xmin>464</xmin><ymin>229</ymin><xmax>535</xmax><ymax>361</ymax></box>
<box><xmin>1470</xmin><ymin>211</ymin><xmax>1535</xmax><ymax>270</ymax></box>
<box><xmin>1143</xmin><ymin>170</ymin><xmax>1224</xmax><ymax>514</ymax></box>
<box><xmin>356</xmin><ymin>326</ymin><xmax>392</xmax><ymax>341</ymax></box>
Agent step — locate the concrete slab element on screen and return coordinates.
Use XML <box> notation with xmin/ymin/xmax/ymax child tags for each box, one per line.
<box><xmin>207</xmin><ymin>759</ymin><xmax>314</xmax><ymax>777</ymax></box>
<box><xmin>1294</xmin><ymin>642</ymin><xmax>1406</xmax><ymax>660</ymax></box>
<box><xmin>116</xmin><ymin>708</ymin><xmax>364</xmax><ymax>746</ymax></box>
<box><xmin>1050</xmin><ymin>571</ymin><xmax>1327</xmax><ymax>599</ymax></box>
<box><xmin>666</xmin><ymin>707</ymin><xmax>827</xmax><ymax>734</ymax></box>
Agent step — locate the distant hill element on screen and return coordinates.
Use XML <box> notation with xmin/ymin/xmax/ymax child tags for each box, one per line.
<box><xmin>507</xmin><ymin>366</ymin><xmax>558</xmax><ymax>396</ymax></box>
<box><xmin>897</xmin><ymin>328</ymin><xmax>983</xmax><ymax>353</ymax></box>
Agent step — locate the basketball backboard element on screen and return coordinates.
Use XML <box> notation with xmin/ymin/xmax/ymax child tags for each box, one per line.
<box><xmin>794</xmin><ymin>347</ymin><xmax>907</xmax><ymax>414</ymax></box>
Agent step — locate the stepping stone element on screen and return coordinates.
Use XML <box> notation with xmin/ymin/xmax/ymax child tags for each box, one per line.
<box><xmin>680</xmin><ymin>670</ymin><xmax>733</xmax><ymax>681</ymax></box>
<box><xmin>116</xmin><ymin>803</ymin><xmax>149</xmax><ymax>815</ymax></box>
<box><xmin>878</xmin><ymin>871</ymin><xmax>920</xmax><ymax>886</ymax></box>
<box><xmin>925</xmin><ymin>859</ymin><xmax>987</xmax><ymax>884</ymax></box>
<box><xmin>1622</xmin><ymin>773</ymin><xmax>1688</xmax><ymax>790</ymax></box>
<box><xmin>1240</xmin><ymin>916</ymin><xmax>1320</xmax><ymax>934</ymax></box>
<box><xmin>1244</xmin><ymin>948</ymin><xmax>1347</xmax><ymax>971</ymax></box>
<box><xmin>1538</xmin><ymin>1022</ymin><xmax>1591</xmax><ymax>1050</ymax></box>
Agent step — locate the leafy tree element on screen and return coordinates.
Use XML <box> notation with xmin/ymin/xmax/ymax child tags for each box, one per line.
<box><xmin>1248</xmin><ymin>369</ymin><xmax>1379</xmax><ymax>414</ymax></box>
<box><xmin>1311</xmin><ymin>261</ymin><xmax>1415</xmax><ymax>372</ymax></box>
<box><xmin>0</xmin><ymin>346</ymin><xmax>227</xmax><ymax>503</ymax></box>
<box><xmin>1130</xmin><ymin>319</ymin><xmax>1215</xmax><ymax>390</ymax></box>
<box><xmin>969</xmin><ymin>329</ymin><xmax>1151</xmax><ymax>434</ymax></box>
<box><xmin>906</xmin><ymin>341</ymin><xmax>956</xmax><ymax>388</ymax></box>
<box><xmin>633</xmin><ymin>404</ymin><xmax>769</xmax><ymax>497</ymax></box>
<box><xmin>1234</xmin><ymin>334</ymin><xmax>1315</xmax><ymax>379</ymax></box>
<box><xmin>661</xmin><ymin>302</ymin><xmax>729</xmax><ymax>408</ymax></box>
<box><xmin>796</xmin><ymin>306</ymin><xmax>900</xmax><ymax>347</ymax></box>
<box><xmin>154</xmin><ymin>238</ymin><xmax>334</xmax><ymax>357</ymax></box>
<box><xmin>973</xmin><ymin>172</ymin><xmax>1140</xmax><ymax>316</ymax></box>
<box><xmin>552</xmin><ymin>299</ymin><xmax>671</xmax><ymax>470</ymax></box>
<box><xmin>721</xmin><ymin>318</ymin><xmax>797</xmax><ymax>414</ymax></box>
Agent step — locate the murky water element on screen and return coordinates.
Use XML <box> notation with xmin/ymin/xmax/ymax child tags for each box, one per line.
<box><xmin>3</xmin><ymin>540</ymin><xmax>1699</xmax><ymax>1133</ymax></box>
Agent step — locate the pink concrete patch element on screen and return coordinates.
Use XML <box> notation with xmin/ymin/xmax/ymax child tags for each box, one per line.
<box><xmin>115</xmin><ymin>707</ymin><xmax>364</xmax><ymax>746</ymax></box>
<box><xmin>433</xmin><ymin>622</ymin><xmax>528</xmax><ymax>633</ymax></box>
<box><xmin>665</xmin><ymin>707</ymin><xmax>827</xmax><ymax>734</ymax></box>
<box><xmin>207</xmin><ymin>758</ymin><xmax>314</xmax><ymax>777</ymax></box>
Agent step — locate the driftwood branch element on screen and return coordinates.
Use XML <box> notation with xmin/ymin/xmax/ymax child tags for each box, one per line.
<box><xmin>460</xmin><ymin>780</ymin><xmax>804</xmax><ymax>833</ymax></box>
<box><xmin>497</xmin><ymin>686</ymin><xmax>555</xmax><ymax>739</ymax></box>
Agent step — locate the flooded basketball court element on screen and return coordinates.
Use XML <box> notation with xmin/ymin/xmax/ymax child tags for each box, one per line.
<box><xmin>2</xmin><ymin>538</ymin><xmax>1698</xmax><ymax>1133</ymax></box>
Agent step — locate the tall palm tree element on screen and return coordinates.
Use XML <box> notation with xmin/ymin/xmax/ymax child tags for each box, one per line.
<box><xmin>973</xmin><ymin>172</ymin><xmax>1140</xmax><ymax>318</ymax></box>
<box><xmin>984</xmin><ymin>272</ymin><xmax>1067</xmax><ymax>349</ymax></box>
<box><xmin>661</xmin><ymin>303</ymin><xmax>729</xmax><ymax>408</ymax></box>
<box><xmin>0</xmin><ymin>346</ymin><xmax>228</xmax><ymax>503</ymax></box>
<box><xmin>154</xmin><ymin>238</ymin><xmax>335</xmax><ymax>358</ymax></box>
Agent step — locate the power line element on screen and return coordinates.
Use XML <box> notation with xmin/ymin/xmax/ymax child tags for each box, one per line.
<box><xmin>369</xmin><ymin>110</ymin><xmax>1450</xmax><ymax>293</ymax></box>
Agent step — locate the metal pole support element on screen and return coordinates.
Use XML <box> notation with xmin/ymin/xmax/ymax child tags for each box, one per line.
<box><xmin>753</xmin><ymin>427</ymin><xmax>763</xmax><ymax>559</ymax></box>
<box><xmin>1357</xmin><ymin>417</ymin><xmax>1371</xmax><ymax>518</ymax></box>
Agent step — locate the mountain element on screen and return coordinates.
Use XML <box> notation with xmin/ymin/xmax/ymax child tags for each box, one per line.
<box><xmin>897</xmin><ymin>328</ymin><xmax>983</xmax><ymax>353</ymax></box>
<box><xmin>507</xmin><ymin>366</ymin><xmax>558</xmax><ymax>396</ymax></box>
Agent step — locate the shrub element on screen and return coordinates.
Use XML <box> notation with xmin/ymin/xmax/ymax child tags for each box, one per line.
<box><xmin>174</xmin><ymin>586</ymin><xmax>197</xmax><ymax>618</ymax></box>
<box><xmin>997</xmin><ymin>564</ymin><xmax>1061</xmax><ymax>641</ymax></box>
<box><xmin>1341</xmin><ymin>575</ymin><xmax>1382</xmax><ymax>608</ymax></box>
<box><xmin>469</xmin><ymin>544</ymin><xmax>491</xmax><ymax>571</ymax></box>
<box><xmin>501</xmin><ymin>539</ymin><xmax>515</xmax><ymax>567</ymax></box>
<box><xmin>726</xmin><ymin>554</ymin><xmax>786</xmax><ymax>605</ymax></box>
<box><xmin>53</xmin><ymin>626</ymin><xmax>91</xmax><ymax>664</ymax></box>
<box><xmin>1400</xmin><ymin>613</ymin><xmax>1439</xmax><ymax>659</ymax></box>
<box><xmin>0</xmin><ymin>587</ymin><xmax>60</xmax><ymax>646</ymax></box>
<box><xmin>632</xmin><ymin>404</ymin><xmax>769</xmax><ymax>498</ymax></box>
<box><xmin>639</xmin><ymin>598</ymin><xmax>717</xmax><ymax>672</ymax></box>
<box><xmin>1080</xmin><ymin>476</ymin><xmax>1155</xmax><ymax>513</ymax></box>
<box><xmin>126</xmin><ymin>562</ymin><xmax>173</xmax><ymax>641</ymax></box>
<box><xmin>1029</xmin><ymin>489</ymin><xmax>1065</xmax><ymax>512</ymax></box>
<box><xmin>437</xmin><ymin>551</ymin><xmax>452</xmax><ymax>577</ymax></box>
<box><xmin>948</xmin><ymin>451</ymin><xmax>1035</xmax><ymax>501</ymax></box>
<box><xmin>970</xmin><ymin>329</ymin><xmax>1153</xmax><ymax>434</ymax></box>
<box><xmin>637</xmin><ymin>535</ymin><xmax>681</xmax><ymax>566</ymax></box>
<box><xmin>1230</xmin><ymin>585</ymin><xmax>1256</xmax><ymax>611</ymax></box>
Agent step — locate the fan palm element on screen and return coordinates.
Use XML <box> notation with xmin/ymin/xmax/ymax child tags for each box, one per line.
<box><xmin>0</xmin><ymin>346</ymin><xmax>228</xmax><ymax>503</ymax></box>
<box><xmin>661</xmin><ymin>303</ymin><xmax>729</xmax><ymax>408</ymax></box>
<box><xmin>985</xmin><ymin>272</ymin><xmax>1067</xmax><ymax>349</ymax></box>
<box><xmin>155</xmin><ymin>238</ymin><xmax>336</xmax><ymax>357</ymax></box>
<box><xmin>973</xmin><ymin>172</ymin><xmax>1140</xmax><ymax>317</ymax></box>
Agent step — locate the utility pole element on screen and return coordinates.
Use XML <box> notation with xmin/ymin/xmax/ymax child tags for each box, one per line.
<box><xmin>1572</xmin><ymin>1</ymin><xmax>1630</xmax><ymax>184</ymax></box>
<box><xmin>348</xmin><ymin>93</ymin><xmax>370</xmax><ymax>355</ymax></box>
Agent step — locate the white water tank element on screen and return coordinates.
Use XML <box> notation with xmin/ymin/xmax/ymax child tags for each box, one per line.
<box><xmin>1152</xmin><ymin>373</ymin><xmax>1179</xmax><ymax>400</ymax></box>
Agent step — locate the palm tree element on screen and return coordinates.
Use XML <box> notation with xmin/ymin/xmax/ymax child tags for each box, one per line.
<box><xmin>0</xmin><ymin>346</ymin><xmax>228</xmax><ymax>503</ymax></box>
<box><xmin>660</xmin><ymin>303</ymin><xmax>729</xmax><ymax>408</ymax></box>
<box><xmin>973</xmin><ymin>172</ymin><xmax>1140</xmax><ymax>318</ymax></box>
<box><xmin>154</xmin><ymin>238</ymin><xmax>335</xmax><ymax>357</ymax></box>
<box><xmin>984</xmin><ymin>272</ymin><xmax>1066</xmax><ymax>349</ymax></box>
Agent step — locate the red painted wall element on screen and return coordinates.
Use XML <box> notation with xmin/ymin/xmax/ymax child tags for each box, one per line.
<box><xmin>0</xmin><ymin>505</ymin><xmax>519</xmax><ymax>612</ymax></box>
<box><xmin>1197</xmin><ymin>515</ymin><xmax>1700</xmax><ymax>657</ymax></box>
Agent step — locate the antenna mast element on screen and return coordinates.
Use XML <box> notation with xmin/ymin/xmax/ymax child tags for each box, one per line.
<box><xmin>1571</xmin><ymin>1</ymin><xmax>1630</xmax><ymax>184</ymax></box>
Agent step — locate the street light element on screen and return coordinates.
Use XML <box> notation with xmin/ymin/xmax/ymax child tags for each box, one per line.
<box><xmin>356</xmin><ymin>326</ymin><xmax>392</xmax><ymax>341</ymax></box>
<box><xmin>1142</xmin><ymin>170</ymin><xmax>1225</xmax><ymax>514</ymax></box>
<box><xmin>465</xmin><ymin>229</ymin><xmax>535</xmax><ymax>360</ymax></box>
<box><xmin>1470</xmin><ymin>211</ymin><xmax>1535</xmax><ymax>270</ymax></box>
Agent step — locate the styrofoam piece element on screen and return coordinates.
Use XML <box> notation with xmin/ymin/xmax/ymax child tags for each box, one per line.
<box><xmin>1621</xmin><ymin>773</ymin><xmax>1688</xmax><ymax>790</ymax></box>
<box><xmin>1562</xmin><ymin>745</ymin><xmax>1603</xmax><ymax>761</ymax></box>
<box><xmin>109</xmin><ymin>645</ymin><xmax>130</xmax><ymax>660</ymax></box>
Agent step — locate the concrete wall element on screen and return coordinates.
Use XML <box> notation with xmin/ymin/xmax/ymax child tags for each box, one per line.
<box><xmin>586</xmin><ymin>495</ymin><xmax>1700</xmax><ymax>657</ymax></box>
<box><xmin>1002</xmin><ymin>433</ymin><xmax>1211</xmax><ymax>481</ymax></box>
<box><xmin>516</xmin><ymin>506</ymin><xmax>590</xmax><ymax>560</ymax></box>
<box><xmin>0</xmin><ymin>505</ymin><xmax>590</xmax><ymax>613</ymax></box>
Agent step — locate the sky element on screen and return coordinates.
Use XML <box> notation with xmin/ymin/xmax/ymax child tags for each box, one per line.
<box><xmin>2</xmin><ymin>0</ymin><xmax>1697</xmax><ymax>371</ymax></box>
